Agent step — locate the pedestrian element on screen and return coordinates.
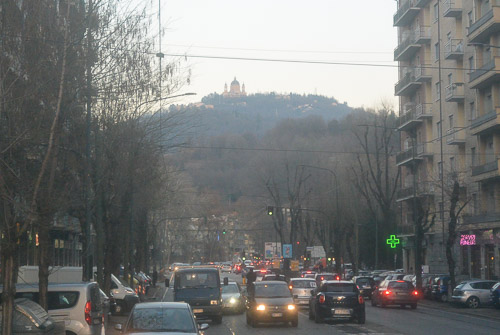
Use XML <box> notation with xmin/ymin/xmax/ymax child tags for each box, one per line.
<box><xmin>319</xmin><ymin>263</ymin><xmax>324</xmax><ymax>273</ymax></box>
<box><xmin>152</xmin><ymin>269</ymin><xmax>158</xmax><ymax>287</ymax></box>
<box><xmin>246</xmin><ymin>268</ymin><xmax>257</xmax><ymax>296</ymax></box>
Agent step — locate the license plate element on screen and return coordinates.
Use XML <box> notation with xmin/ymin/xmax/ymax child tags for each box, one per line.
<box><xmin>334</xmin><ymin>309</ymin><xmax>350</xmax><ymax>315</ymax></box>
<box><xmin>271</xmin><ymin>313</ymin><xmax>283</xmax><ymax>317</ymax></box>
<box><xmin>193</xmin><ymin>309</ymin><xmax>203</xmax><ymax>314</ymax></box>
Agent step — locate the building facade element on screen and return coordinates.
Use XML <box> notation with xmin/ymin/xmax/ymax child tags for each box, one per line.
<box><xmin>395</xmin><ymin>0</ymin><xmax>500</xmax><ymax>280</ymax></box>
<box><xmin>223</xmin><ymin>77</ymin><xmax>247</xmax><ymax>98</ymax></box>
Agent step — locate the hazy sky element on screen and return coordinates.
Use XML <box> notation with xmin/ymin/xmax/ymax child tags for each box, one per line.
<box><xmin>160</xmin><ymin>0</ymin><xmax>398</xmax><ymax>109</ymax></box>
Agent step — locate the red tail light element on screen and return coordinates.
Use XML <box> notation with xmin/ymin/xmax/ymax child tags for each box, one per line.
<box><xmin>84</xmin><ymin>301</ymin><xmax>91</xmax><ymax>325</ymax></box>
<box><xmin>412</xmin><ymin>290</ymin><xmax>419</xmax><ymax>296</ymax></box>
<box><xmin>320</xmin><ymin>276</ymin><xmax>324</xmax><ymax>281</ymax></box>
<box><xmin>335</xmin><ymin>275</ymin><xmax>340</xmax><ymax>281</ymax></box>
<box><xmin>260</xmin><ymin>269</ymin><xmax>266</xmax><ymax>273</ymax></box>
<box><xmin>358</xmin><ymin>295</ymin><xmax>364</xmax><ymax>304</ymax></box>
<box><xmin>384</xmin><ymin>290</ymin><xmax>392</xmax><ymax>295</ymax></box>
<box><xmin>319</xmin><ymin>294</ymin><xmax>325</xmax><ymax>304</ymax></box>
<box><xmin>301</xmin><ymin>274</ymin><xmax>304</xmax><ymax>277</ymax></box>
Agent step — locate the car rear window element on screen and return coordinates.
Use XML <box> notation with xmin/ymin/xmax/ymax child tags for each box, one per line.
<box><xmin>292</xmin><ymin>280</ymin><xmax>316</xmax><ymax>288</ymax></box>
<box><xmin>324</xmin><ymin>283</ymin><xmax>356</xmax><ymax>293</ymax></box>
<box><xmin>356</xmin><ymin>278</ymin><xmax>373</xmax><ymax>286</ymax></box>
<box><xmin>13</xmin><ymin>291</ymin><xmax>80</xmax><ymax>310</ymax></box>
<box><xmin>176</xmin><ymin>271</ymin><xmax>219</xmax><ymax>289</ymax></box>
<box><xmin>388</xmin><ymin>282</ymin><xmax>413</xmax><ymax>290</ymax></box>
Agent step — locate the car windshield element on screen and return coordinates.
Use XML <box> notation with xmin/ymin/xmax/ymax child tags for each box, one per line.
<box><xmin>255</xmin><ymin>284</ymin><xmax>291</xmax><ymax>298</ymax></box>
<box><xmin>128</xmin><ymin>307</ymin><xmax>195</xmax><ymax>332</ymax></box>
<box><xmin>222</xmin><ymin>284</ymin><xmax>239</xmax><ymax>294</ymax></box>
<box><xmin>292</xmin><ymin>280</ymin><xmax>316</xmax><ymax>288</ymax></box>
<box><xmin>324</xmin><ymin>283</ymin><xmax>356</xmax><ymax>293</ymax></box>
<box><xmin>176</xmin><ymin>272</ymin><xmax>218</xmax><ymax>289</ymax></box>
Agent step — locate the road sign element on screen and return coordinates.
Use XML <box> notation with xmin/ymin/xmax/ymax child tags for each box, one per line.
<box><xmin>291</xmin><ymin>260</ymin><xmax>299</xmax><ymax>271</ymax></box>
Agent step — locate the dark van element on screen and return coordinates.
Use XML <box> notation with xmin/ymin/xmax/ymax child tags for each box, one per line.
<box><xmin>165</xmin><ymin>267</ymin><xmax>224</xmax><ymax>324</ymax></box>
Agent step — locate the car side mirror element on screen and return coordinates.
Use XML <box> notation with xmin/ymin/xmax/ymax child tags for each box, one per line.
<box><xmin>164</xmin><ymin>279</ymin><xmax>170</xmax><ymax>287</ymax></box>
<box><xmin>198</xmin><ymin>323</ymin><xmax>209</xmax><ymax>330</ymax></box>
<box><xmin>223</xmin><ymin>277</ymin><xmax>229</xmax><ymax>286</ymax></box>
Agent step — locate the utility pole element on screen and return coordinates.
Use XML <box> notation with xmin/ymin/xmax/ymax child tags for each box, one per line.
<box><xmin>84</xmin><ymin>0</ymin><xmax>94</xmax><ymax>281</ymax></box>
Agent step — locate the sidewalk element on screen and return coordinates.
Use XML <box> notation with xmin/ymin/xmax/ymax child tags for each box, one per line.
<box><xmin>418</xmin><ymin>298</ymin><xmax>500</xmax><ymax>321</ymax></box>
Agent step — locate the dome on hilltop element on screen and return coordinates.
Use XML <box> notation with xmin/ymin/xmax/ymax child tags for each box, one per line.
<box><xmin>231</xmin><ymin>77</ymin><xmax>240</xmax><ymax>86</ymax></box>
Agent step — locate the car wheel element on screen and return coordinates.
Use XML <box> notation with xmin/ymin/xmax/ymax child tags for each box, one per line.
<box><xmin>440</xmin><ymin>294</ymin><xmax>448</xmax><ymax>302</ymax></box>
<box><xmin>213</xmin><ymin>315</ymin><xmax>222</xmax><ymax>324</ymax></box>
<box><xmin>314</xmin><ymin>307</ymin><xmax>323</xmax><ymax>324</ymax></box>
<box><xmin>466</xmin><ymin>296</ymin><xmax>480</xmax><ymax>309</ymax></box>
<box><xmin>356</xmin><ymin>311</ymin><xmax>366</xmax><ymax>324</ymax></box>
<box><xmin>410</xmin><ymin>304</ymin><xmax>417</xmax><ymax>309</ymax></box>
<box><xmin>291</xmin><ymin>317</ymin><xmax>298</xmax><ymax>327</ymax></box>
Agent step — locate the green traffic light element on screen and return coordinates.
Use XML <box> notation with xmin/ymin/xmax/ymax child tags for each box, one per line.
<box><xmin>222</xmin><ymin>230</ymin><xmax>226</xmax><ymax>235</ymax></box>
<box><xmin>267</xmin><ymin>206</ymin><xmax>274</xmax><ymax>216</ymax></box>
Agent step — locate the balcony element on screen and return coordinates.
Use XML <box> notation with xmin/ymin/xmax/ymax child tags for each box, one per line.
<box><xmin>446</xmin><ymin>127</ymin><xmax>465</xmax><ymax>145</ymax></box>
<box><xmin>396</xmin><ymin>182</ymin><xmax>435</xmax><ymax>202</ymax></box>
<box><xmin>444</xmin><ymin>39</ymin><xmax>464</xmax><ymax>60</ymax></box>
<box><xmin>398</xmin><ymin>105</ymin><xmax>420</xmax><ymax>131</ymax></box>
<box><xmin>394</xmin><ymin>0</ymin><xmax>420</xmax><ymax>27</ymax></box>
<box><xmin>395</xmin><ymin>71</ymin><xmax>422</xmax><ymax>96</ymax></box>
<box><xmin>468</xmin><ymin>6</ymin><xmax>500</xmax><ymax>43</ymax></box>
<box><xmin>414</xmin><ymin>65</ymin><xmax>432</xmax><ymax>82</ymax></box>
<box><xmin>415</xmin><ymin>103</ymin><xmax>433</xmax><ymax>118</ymax></box>
<box><xmin>398</xmin><ymin>224</ymin><xmax>415</xmax><ymax>237</ymax></box>
<box><xmin>396</xmin><ymin>143</ymin><xmax>431</xmax><ymax>166</ymax></box>
<box><xmin>445</xmin><ymin>83</ymin><xmax>464</xmax><ymax>102</ymax></box>
<box><xmin>443</xmin><ymin>0</ymin><xmax>462</xmax><ymax>18</ymax></box>
<box><xmin>413</xmin><ymin>26</ymin><xmax>431</xmax><ymax>44</ymax></box>
<box><xmin>471</xmin><ymin>158</ymin><xmax>500</xmax><ymax>182</ymax></box>
<box><xmin>470</xmin><ymin>108</ymin><xmax>500</xmax><ymax>135</ymax></box>
<box><xmin>394</xmin><ymin>33</ymin><xmax>422</xmax><ymax>61</ymax></box>
<box><xmin>462</xmin><ymin>212</ymin><xmax>500</xmax><ymax>225</ymax></box>
<box><xmin>415</xmin><ymin>0</ymin><xmax>431</xmax><ymax>7</ymax></box>
<box><xmin>469</xmin><ymin>57</ymin><xmax>500</xmax><ymax>89</ymax></box>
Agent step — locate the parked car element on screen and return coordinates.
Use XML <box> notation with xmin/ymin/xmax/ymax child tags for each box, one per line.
<box><xmin>490</xmin><ymin>282</ymin><xmax>500</xmax><ymax>309</ymax></box>
<box><xmin>431</xmin><ymin>275</ymin><xmax>450</xmax><ymax>302</ymax></box>
<box><xmin>289</xmin><ymin>278</ymin><xmax>316</xmax><ymax>306</ymax></box>
<box><xmin>371</xmin><ymin>280</ymin><xmax>419</xmax><ymax>309</ymax></box>
<box><xmin>423</xmin><ymin>274</ymin><xmax>444</xmax><ymax>299</ymax></box>
<box><xmin>246</xmin><ymin>281</ymin><xmax>298</xmax><ymax>327</ymax></box>
<box><xmin>115</xmin><ymin>302</ymin><xmax>209</xmax><ymax>334</ymax></box>
<box><xmin>221</xmin><ymin>281</ymin><xmax>246</xmax><ymax>314</ymax></box>
<box><xmin>352</xmin><ymin>276</ymin><xmax>376</xmax><ymax>299</ymax></box>
<box><xmin>451</xmin><ymin>280</ymin><xmax>498</xmax><ymax>308</ymax></box>
<box><xmin>110</xmin><ymin>274</ymin><xmax>140</xmax><ymax>315</ymax></box>
<box><xmin>0</xmin><ymin>298</ymin><xmax>62</xmax><ymax>334</ymax></box>
<box><xmin>3</xmin><ymin>282</ymin><xmax>104</xmax><ymax>335</ymax></box>
<box><xmin>308</xmin><ymin>280</ymin><xmax>365</xmax><ymax>324</ymax></box>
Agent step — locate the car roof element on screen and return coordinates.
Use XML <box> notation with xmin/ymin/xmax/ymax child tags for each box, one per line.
<box><xmin>176</xmin><ymin>266</ymin><xmax>219</xmax><ymax>272</ymax></box>
<box><xmin>322</xmin><ymin>280</ymin><xmax>354</xmax><ymax>285</ymax></box>
<box><xmin>134</xmin><ymin>302</ymin><xmax>189</xmax><ymax>309</ymax></box>
<box><xmin>290</xmin><ymin>278</ymin><xmax>315</xmax><ymax>281</ymax></box>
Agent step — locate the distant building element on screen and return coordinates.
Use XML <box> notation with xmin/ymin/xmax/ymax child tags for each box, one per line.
<box><xmin>223</xmin><ymin>77</ymin><xmax>247</xmax><ymax>98</ymax></box>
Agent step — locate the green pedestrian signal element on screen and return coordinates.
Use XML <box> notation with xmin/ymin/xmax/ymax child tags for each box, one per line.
<box><xmin>387</xmin><ymin>235</ymin><xmax>400</xmax><ymax>248</ymax></box>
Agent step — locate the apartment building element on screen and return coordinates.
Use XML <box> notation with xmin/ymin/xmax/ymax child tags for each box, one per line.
<box><xmin>395</xmin><ymin>0</ymin><xmax>500</xmax><ymax>280</ymax></box>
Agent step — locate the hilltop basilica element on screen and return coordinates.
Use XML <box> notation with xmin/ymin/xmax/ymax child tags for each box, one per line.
<box><xmin>223</xmin><ymin>77</ymin><xmax>246</xmax><ymax>98</ymax></box>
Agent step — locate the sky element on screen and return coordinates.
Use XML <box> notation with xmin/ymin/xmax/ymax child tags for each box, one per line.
<box><xmin>159</xmin><ymin>0</ymin><xmax>398</xmax><ymax>109</ymax></box>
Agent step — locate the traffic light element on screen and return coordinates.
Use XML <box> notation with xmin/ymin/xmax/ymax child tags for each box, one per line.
<box><xmin>222</xmin><ymin>230</ymin><xmax>226</xmax><ymax>235</ymax></box>
<box><xmin>267</xmin><ymin>206</ymin><xmax>274</xmax><ymax>216</ymax></box>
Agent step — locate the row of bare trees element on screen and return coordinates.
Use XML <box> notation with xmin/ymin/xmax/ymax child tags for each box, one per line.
<box><xmin>1</xmin><ymin>0</ymin><xmax>190</xmax><ymax>331</ymax></box>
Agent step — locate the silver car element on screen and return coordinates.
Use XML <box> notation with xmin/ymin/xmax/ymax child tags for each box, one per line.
<box><xmin>451</xmin><ymin>280</ymin><xmax>498</xmax><ymax>308</ymax></box>
<box><xmin>116</xmin><ymin>302</ymin><xmax>209</xmax><ymax>334</ymax></box>
<box><xmin>289</xmin><ymin>278</ymin><xmax>316</xmax><ymax>306</ymax></box>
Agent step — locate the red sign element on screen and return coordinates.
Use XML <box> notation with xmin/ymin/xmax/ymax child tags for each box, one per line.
<box><xmin>460</xmin><ymin>234</ymin><xmax>476</xmax><ymax>246</ymax></box>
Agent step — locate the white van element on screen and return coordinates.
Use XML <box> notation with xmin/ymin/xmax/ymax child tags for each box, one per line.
<box><xmin>110</xmin><ymin>274</ymin><xmax>139</xmax><ymax>314</ymax></box>
<box><xmin>2</xmin><ymin>282</ymin><xmax>102</xmax><ymax>335</ymax></box>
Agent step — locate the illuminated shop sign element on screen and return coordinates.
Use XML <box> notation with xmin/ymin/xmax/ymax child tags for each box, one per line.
<box><xmin>460</xmin><ymin>234</ymin><xmax>476</xmax><ymax>246</ymax></box>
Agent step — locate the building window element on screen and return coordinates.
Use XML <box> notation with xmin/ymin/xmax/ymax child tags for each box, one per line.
<box><xmin>435</xmin><ymin>82</ymin><xmax>441</xmax><ymax>101</ymax></box>
<box><xmin>449</xmin><ymin>114</ymin><xmax>454</xmax><ymax>129</ymax></box>
<box><xmin>438</xmin><ymin>161</ymin><xmax>443</xmax><ymax>180</ymax></box>
<box><xmin>470</xmin><ymin>101</ymin><xmax>476</xmax><ymax>121</ymax></box>
<box><xmin>450</xmin><ymin>157</ymin><xmax>455</xmax><ymax>172</ymax></box>
<box><xmin>472</xmin><ymin>193</ymin><xmax>478</xmax><ymax>215</ymax></box>
<box><xmin>471</xmin><ymin>147</ymin><xmax>476</xmax><ymax>167</ymax></box>
<box><xmin>469</xmin><ymin>56</ymin><xmax>475</xmax><ymax>72</ymax></box>
<box><xmin>437</xmin><ymin>121</ymin><xmax>442</xmax><ymax>138</ymax></box>
<box><xmin>435</xmin><ymin>42</ymin><xmax>440</xmax><ymax>61</ymax></box>
<box><xmin>434</xmin><ymin>3</ymin><xmax>439</xmax><ymax>21</ymax></box>
<box><xmin>468</xmin><ymin>11</ymin><xmax>473</xmax><ymax>27</ymax></box>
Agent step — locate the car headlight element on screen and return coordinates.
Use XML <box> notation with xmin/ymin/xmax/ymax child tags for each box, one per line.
<box><xmin>287</xmin><ymin>304</ymin><xmax>295</xmax><ymax>310</ymax></box>
<box><xmin>210</xmin><ymin>300</ymin><xmax>218</xmax><ymax>305</ymax></box>
<box><xmin>229</xmin><ymin>297</ymin><xmax>236</xmax><ymax>304</ymax></box>
<box><xmin>256</xmin><ymin>304</ymin><xmax>266</xmax><ymax>311</ymax></box>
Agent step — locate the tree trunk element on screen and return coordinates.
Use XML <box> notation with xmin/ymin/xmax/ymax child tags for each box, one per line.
<box><xmin>1</xmin><ymin>241</ymin><xmax>19</xmax><ymax>335</ymax></box>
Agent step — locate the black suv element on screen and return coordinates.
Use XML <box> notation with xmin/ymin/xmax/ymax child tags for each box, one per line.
<box><xmin>308</xmin><ymin>280</ymin><xmax>365</xmax><ymax>324</ymax></box>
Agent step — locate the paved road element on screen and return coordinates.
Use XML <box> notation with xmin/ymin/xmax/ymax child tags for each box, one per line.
<box><xmin>106</xmin><ymin>271</ymin><xmax>500</xmax><ymax>334</ymax></box>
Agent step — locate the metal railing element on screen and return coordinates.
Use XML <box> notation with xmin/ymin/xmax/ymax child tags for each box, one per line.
<box><xmin>395</xmin><ymin>71</ymin><xmax>417</xmax><ymax>93</ymax></box>
<box><xmin>469</xmin><ymin>58</ymin><xmax>496</xmax><ymax>82</ymax></box>
<box><xmin>471</xmin><ymin>159</ymin><xmax>498</xmax><ymax>176</ymax></box>
<box><xmin>394</xmin><ymin>0</ymin><xmax>417</xmax><ymax>25</ymax></box>
<box><xmin>468</xmin><ymin>8</ymin><xmax>494</xmax><ymax>35</ymax></box>
<box><xmin>446</xmin><ymin>127</ymin><xmax>464</xmax><ymax>143</ymax></box>
<box><xmin>470</xmin><ymin>110</ymin><xmax>497</xmax><ymax>128</ymax></box>
<box><xmin>415</xmin><ymin>103</ymin><xmax>432</xmax><ymax>118</ymax></box>
<box><xmin>444</xmin><ymin>39</ymin><xmax>464</xmax><ymax>58</ymax></box>
<box><xmin>445</xmin><ymin>82</ymin><xmax>464</xmax><ymax>100</ymax></box>
<box><xmin>462</xmin><ymin>212</ymin><xmax>500</xmax><ymax>225</ymax></box>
